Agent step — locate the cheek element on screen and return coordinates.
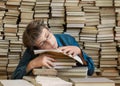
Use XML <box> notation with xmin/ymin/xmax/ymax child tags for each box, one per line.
<box><xmin>40</xmin><ymin>44</ymin><xmax>53</xmax><ymax>49</ymax></box>
<box><xmin>52</xmin><ymin>36</ymin><xmax>56</xmax><ymax>42</ymax></box>
<box><xmin>41</xmin><ymin>46</ymin><xmax>53</xmax><ymax>49</ymax></box>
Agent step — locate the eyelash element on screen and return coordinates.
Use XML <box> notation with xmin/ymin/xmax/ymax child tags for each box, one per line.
<box><xmin>46</xmin><ymin>34</ymin><xmax>49</xmax><ymax>39</ymax></box>
<box><xmin>39</xmin><ymin>34</ymin><xmax>50</xmax><ymax>47</ymax></box>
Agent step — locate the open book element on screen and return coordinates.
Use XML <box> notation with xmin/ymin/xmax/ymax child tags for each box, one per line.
<box><xmin>34</xmin><ymin>49</ymin><xmax>86</xmax><ymax>65</ymax></box>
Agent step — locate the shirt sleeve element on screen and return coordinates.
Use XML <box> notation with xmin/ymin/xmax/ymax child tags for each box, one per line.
<box><xmin>11</xmin><ymin>48</ymin><xmax>35</xmax><ymax>79</ymax></box>
<box><xmin>79</xmin><ymin>50</ymin><xmax>95</xmax><ymax>76</ymax></box>
<box><xmin>70</xmin><ymin>35</ymin><xmax>95</xmax><ymax>76</ymax></box>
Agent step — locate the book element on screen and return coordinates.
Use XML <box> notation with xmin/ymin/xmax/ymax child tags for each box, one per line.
<box><xmin>0</xmin><ymin>80</ymin><xmax>34</xmax><ymax>86</ymax></box>
<box><xmin>0</xmin><ymin>82</ymin><xmax>3</xmax><ymax>86</ymax></box>
<box><xmin>57</xmin><ymin>67</ymin><xmax>88</xmax><ymax>77</ymax></box>
<box><xmin>35</xmin><ymin>76</ymin><xmax>72</xmax><ymax>86</ymax></box>
<box><xmin>32</xmin><ymin>68</ymin><xmax>57</xmax><ymax>76</ymax></box>
<box><xmin>23</xmin><ymin>76</ymin><xmax>41</xmax><ymax>86</ymax></box>
<box><xmin>70</xmin><ymin>77</ymin><xmax>115</xmax><ymax>86</ymax></box>
<box><xmin>34</xmin><ymin>49</ymin><xmax>86</xmax><ymax>65</ymax></box>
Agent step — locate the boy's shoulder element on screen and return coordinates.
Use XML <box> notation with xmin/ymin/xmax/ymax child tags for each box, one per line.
<box><xmin>54</xmin><ymin>33</ymin><xmax>73</xmax><ymax>38</ymax></box>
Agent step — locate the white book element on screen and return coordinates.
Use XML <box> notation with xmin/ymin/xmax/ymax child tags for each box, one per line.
<box><xmin>0</xmin><ymin>80</ymin><xmax>34</xmax><ymax>86</ymax></box>
<box><xmin>35</xmin><ymin>76</ymin><xmax>72</xmax><ymax>86</ymax></box>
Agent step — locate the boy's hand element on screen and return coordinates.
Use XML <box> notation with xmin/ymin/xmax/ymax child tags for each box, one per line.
<box><xmin>58</xmin><ymin>46</ymin><xmax>81</xmax><ymax>56</ymax></box>
<box><xmin>27</xmin><ymin>55</ymin><xmax>55</xmax><ymax>73</ymax></box>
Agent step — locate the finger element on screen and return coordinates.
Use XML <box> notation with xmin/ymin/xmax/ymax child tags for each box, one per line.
<box><xmin>72</xmin><ymin>52</ymin><xmax>76</xmax><ymax>57</ymax></box>
<box><xmin>62</xmin><ymin>48</ymin><xmax>71</xmax><ymax>54</ymax></box>
<box><xmin>67</xmin><ymin>50</ymin><xmax>74</xmax><ymax>56</ymax></box>
<box><xmin>47</xmin><ymin>57</ymin><xmax>56</xmax><ymax>62</ymax></box>
<box><xmin>47</xmin><ymin>60</ymin><xmax>54</xmax><ymax>67</ymax></box>
<box><xmin>58</xmin><ymin>46</ymin><xmax>67</xmax><ymax>51</ymax></box>
<box><xmin>45</xmin><ymin>63</ymin><xmax>53</xmax><ymax>69</ymax></box>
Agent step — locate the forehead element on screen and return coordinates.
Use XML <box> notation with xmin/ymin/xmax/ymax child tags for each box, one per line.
<box><xmin>35</xmin><ymin>29</ymin><xmax>49</xmax><ymax>44</ymax></box>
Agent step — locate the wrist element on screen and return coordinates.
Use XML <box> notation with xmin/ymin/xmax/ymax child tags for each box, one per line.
<box><xmin>26</xmin><ymin>61</ymin><xmax>35</xmax><ymax>73</ymax></box>
<box><xmin>79</xmin><ymin>48</ymin><xmax>82</xmax><ymax>56</ymax></box>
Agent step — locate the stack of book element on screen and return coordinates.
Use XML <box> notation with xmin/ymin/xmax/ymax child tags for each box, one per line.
<box><xmin>0</xmin><ymin>79</ymin><xmax>34</xmax><ymax>86</ymax></box>
<box><xmin>3</xmin><ymin>10</ymin><xmax>19</xmax><ymax>25</ymax></box>
<box><xmin>115</xmin><ymin>8</ymin><xmax>120</xmax><ymax>26</ymax></box>
<box><xmin>97</xmin><ymin>24</ymin><xmax>114</xmax><ymax>43</ymax></box>
<box><xmin>35</xmin><ymin>76</ymin><xmax>72</xmax><ymax>86</ymax></box>
<box><xmin>65</xmin><ymin>2</ymin><xmax>81</xmax><ymax>41</ymax></box>
<box><xmin>65</xmin><ymin>0</ymin><xmax>78</xmax><ymax>6</ymax></box>
<box><xmin>114</xmin><ymin>76</ymin><xmax>120</xmax><ymax>86</ymax></box>
<box><xmin>100</xmin><ymin>67</ymin><xmax>119</xmax><ymax>79</ymax></box>
<box><xmin>23</xmin><ymin>75</ymin><xmax>72</xmax><ymax>86</ymax></box>
<box><xmin>95</xmin><ymin>0</ymin><xmax>113</xmax><ymax>7</ymax></box>
<box><xmin>0</xmin><ymin>0</ymin><xmax>6</xmax><ymax>11</ymax></box>
<box><xmin>83</xmin><ymin>42</ymin><xmax>100</xmax><ymax>67</ymax></box>
<box><xmin>57</xmin><ymin>67</ymin><xmax>88</xmax><ymax>81</ymax></box>
<box><xmin>116</xmin><ymin>51</ymin><xmax>120</xmax><ymax>86</ymax></box>
<box><xmin>100</xmin><ymin>42</ymin><xmax>118</xmax><ymax>67</ymax></box>
<box><xmin>6</xmin><ymin>0</ymin><xmax>21</xmax><ymax>10</ymax></box>
<box><xmin>33</xmin><ymin>49</ymin><xmax>83</xmax><ymax>69</ymax></box>
<box><xmin>20</xmin><ymin>10</ymin><xmax>34</xmax><ymax>23</ymax></box>
<box><xmin>115</xmin><ymin>27</ymin><xmax>120</xmax><ymax>41</ymax></box>
<box><xmin>83</xmin><ymin>6</ymin><xmax>99</xmax><ymax>26</ymax></box>
<box><xmin>3</xmin><ymin>24</ymin><xmax>18</xmax><ymax>41</ymax></box>
<box><xmin>100</xmin><ymin>8</ymin><xmax>115</xmax><ymax>26</ymax></box>
<box><xmin>79</xmin><ymin>1</ymin><xmax>95</xmax><ymax>7</ymax></box>
<box><xmin>7</xmin><ymin>40</ymin><xmax>23</xmax><ymax>79</ymax></box>
<box><xmin>53</xmin><ymin>58</ymin><xmax>76</xmax><ymax>69</ymax></box>
<box><xmin>114</xmin><ymin>0</ymin><xmax>120</xmax><ymax>7</ymax></box>
<box><xmin>19</xmin><ymin>0</ymin><xmax>35</xmax><ymax>11</ymax></box>
<box><xmin>49</xmin><ymin>0</ymin><xmax>65</xmax><ymax>34</ymax></box>
<box><xmin>0</xmin><ymin>1</ymin><xmax>6</xmax><ymax>38</ymax></box>
<box><xmin>48</xmin><ymin>18</ymin><xmax>65</xmax><ymax>34</ymax></box>
<box><xmin>0</xmin><ymin>40</ymin><xmax>9</xmax><ymax>79</ymax></box>
<box><xmin>34</xmin><ymin>0</ymin><xmax>50</xmax><ymax>22</ymax></box>
<box><xmin>17</xmin><ymin>23</ymin><xmax>27</xmax><ymax>41</ymax></box>
<box><xmin>81</xmin><ymin>0</ymin><xmax>95</xmax><ymax>1</ymax></box>
<box><xmin>66</xmin><ymin>6</ymin><xmax>85</xmax><ymax>28</ymax></box>
<box><xmin>18</xmin><ymin>0</ymin><xmax>35</xmax><ymax>41</ymax></box>
<box><xmin>91</xmin><ymin>67</ymin><xmax>101</xmax><ymax>77</ymax></box>
<box><xmin>65</xmin><ymin>0</ymin><xmax>79</xmax><ymax>7</ymax></box>
<box><xmin>65</xmin><ymin>6</ymin><xmax>84</xmax><ymax>41</ymax></box>
<box><xmin>83</xmin><ymin>49</ymin><xmax>99</xmax><ymax>67</ymax></box>
<box><xmin>19</xmin><ymin>0</ymin><xmax>35</xmax><ymax>37</ymax></box>
<box><xmin>3</xmin><ymin>0</ymin><xmax>20</xmax><ymax>41</ymax></box>
<box><xmin>51</xmin><ymin>0</ymin><xmax>64</xmax><ymax>18</ymax></box>
<box><xmin>118</xmin><ymin>51</ymin><xmax>120</xmax><ymax>69</ymax></box>
<box><xmin>33</xmin><ymin>49</ymin><xmax>87</xmax><ymax>81</ymax></box>
<box><xmin>32</xmin><ymin>68</ymin><xmax>57</xmax><ymax>76</ymax></box>
<box><xmin>100</xmin><ymin>43</ymin><xmax>119</xmax><ymax>78</ymax></box>
<box><xmin>70</xmin><ymin>77</ymin><xmax>115</xmax><ymax>86</ymax></box>
<box><xmin>80</xmin><ymin>26</ymin><xmax>97</xmax><ymax>42</ymax></box>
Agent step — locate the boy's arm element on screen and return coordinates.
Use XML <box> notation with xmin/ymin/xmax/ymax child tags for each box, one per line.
<box><xmin>71</xmin><ymin>35</ymin><xmax>95</xmax><ymax>76</ymax></box>
<box><xmin>11</xmin><ymin>49</ymin><xmax>34</xmax><ymax>79</ymax></box>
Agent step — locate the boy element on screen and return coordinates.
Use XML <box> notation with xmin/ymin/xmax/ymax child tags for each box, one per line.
<box><xmin>12</xmin><ymin>20</ymin><xmax>94</xmax><ymax>79</ymax></box>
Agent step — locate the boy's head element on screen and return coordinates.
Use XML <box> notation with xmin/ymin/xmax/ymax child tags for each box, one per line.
<box><xmin>23</xmin><ymin>20</ymin><xmax>58</xmax><ymax>50</ymax></box>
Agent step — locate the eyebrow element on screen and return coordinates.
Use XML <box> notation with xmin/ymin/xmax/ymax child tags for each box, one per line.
<box><xmin>37</xmin><ymin>31</ymin><xmax>48</xmax><ymax>46</ymax></box>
